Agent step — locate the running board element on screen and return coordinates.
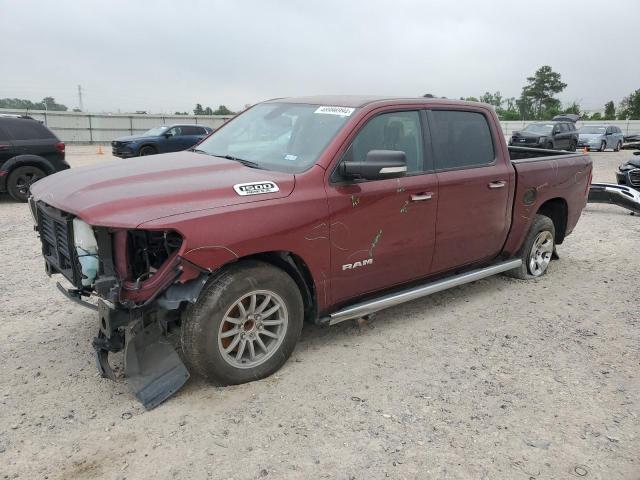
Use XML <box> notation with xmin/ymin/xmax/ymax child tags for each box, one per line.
<box><xmin>324</xmin><ymin>259</ymin><xmax>522</xmax><ymax>325</ymax></box>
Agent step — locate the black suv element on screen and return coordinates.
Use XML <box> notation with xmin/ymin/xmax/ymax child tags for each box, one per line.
<box><xmin>0</xmin><ymin>115</ymin><xmax>69</xmax><ymax>201</ymax></box>
<box><xmin>509</xmin><ymin>118</ymin><xmax>579</xmax><ymax>151</ymax></box>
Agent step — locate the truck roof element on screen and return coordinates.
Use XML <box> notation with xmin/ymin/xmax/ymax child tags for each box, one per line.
<box><xmin>264</xmin><ymin>95</ymin><xmax>483</xmax><ymax>108</ymax></box>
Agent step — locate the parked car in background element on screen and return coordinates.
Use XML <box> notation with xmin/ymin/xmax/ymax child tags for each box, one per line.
<box><xmin>0</xmin><ymin>115</ymin><xmax>69</xmax><ymax>202</ymax></box>
<box><xmin>509</xmin><ymin>120</ymin><xmax>578</xmax><ymax>151</ymax></box>
<box><xmin>111</xmin><ymin>124</ymin><xmax>213</xmax><ymax>158</ymax></box>
<box><xmin>578</xmin><ymin>125</ymin><xmax>624</xmax><ymax>152</ymax></box>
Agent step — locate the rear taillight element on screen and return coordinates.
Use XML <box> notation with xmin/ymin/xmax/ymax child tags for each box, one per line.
<box><xmin>55</xmin><ymin>141</ymin><xmax>65</xmax><ymax>153</ymax></box>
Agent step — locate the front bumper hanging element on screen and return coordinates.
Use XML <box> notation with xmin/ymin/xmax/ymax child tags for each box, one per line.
<box><xmin>588</xmin><ymin>182</ymin><xmax>640</xmax><ymax>215</ymax></box>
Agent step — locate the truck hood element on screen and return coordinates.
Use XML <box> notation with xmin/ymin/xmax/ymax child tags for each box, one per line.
<box><xmin>30</xmin><ymin>151</ymin><xmax>296</xmax><ymax>227</ymax></box>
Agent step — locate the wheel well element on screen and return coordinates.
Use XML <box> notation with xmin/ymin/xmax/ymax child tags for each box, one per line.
<box><xmin>242</xmin><ymin>251</ymin><xmax>318</xmax><ymax>323</ymax></box>
<box><xmin>139</xmin><ymin>143</ymin><xmax>157</xmax><ymax>153</ymax></box>
<box><xmin>5</xmin><ymin>155</ymin><xmax>54</xmax><ymax>176</ymax></box>
<box><xmin>537</xmin><ymin>198</ymin><xmax>568</xmax><ymax>244</ymax></box>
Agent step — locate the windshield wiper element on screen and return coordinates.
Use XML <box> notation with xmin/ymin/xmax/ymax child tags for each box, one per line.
<box><xmin>191</xmin><ymin>148</ymin><xmax>209</xmax><ymax>154</ymax></box>
<box><xmin>213</xmin><ymin>154</ymin><xmax>262</xmax><ymax>169</ymax></box>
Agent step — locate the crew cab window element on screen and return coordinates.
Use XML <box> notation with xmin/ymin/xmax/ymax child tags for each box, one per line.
<box><xmin>5</xmin><ymin>120</ymin><xmax>55</xmax><ymax>140</ymax></box>
<box><xmin>344</xmin><ymin>111</ymin><xmax>424</xmax><ymax>174</ymax></box>
<box><xmin>429</xmin><ymin>110</ymin><xmax>494</xmax><ymax>170</ymax></box>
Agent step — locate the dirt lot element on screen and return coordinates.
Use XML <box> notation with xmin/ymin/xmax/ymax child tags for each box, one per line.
<box><xmin>0</xmin><ymin>146</ymin><xmax>638</xmax><ymax>480</ymax></box>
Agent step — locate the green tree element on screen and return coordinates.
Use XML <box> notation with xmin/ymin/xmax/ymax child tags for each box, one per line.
<box><xmin>0</xmin><ymin>96</ymin><xmax>67</xmax><ymax>111</ymax></box>
<box><xmin>520</xmin><ymin>65</ymin><xmax>567</xmax><ymax>119</ymax></box>
<box><xmin>604</xmin><ymin>101</ymin><xmax>615</xmax><ymax>120</ymax></box>
<box><xmin>212</xmin><ymin>105</ymin><xmax>234</xmax><ymax>115</ymax></box>
<box><xmin>479</xmin><ymin>91</ymin><xmax>504</xmax><ymax>108</ymax></box>
<box><xmin>193</xmin><ymin>103</ymin><xmax>204</xmax><ymax>115</ymax></box>
<box><xmin>423</xmin><ymin>93</ymin><xmax>436</xmax><ymax>98</ymax></box>
<box><xmin>589</xmin><ymin>112</ymin><xmax>602</xmax><ymax>120</ymax></box>
<box><xmin>203</xmin><ymin>106</ymin><xmax>214</xmax><ymax>115</ymax></box>
<box><xmin>562</xmin><ymin>101</ymin><xmax>582</xmax><ymax>116</ymax></box>
<box><xmin>618</xmin><ymin>89</ymin><xmax>640</xmax><ymax>119</ymax></box>
<box><xmin>463</xmin><ymin>96</ymin><xmax>479</xmax><ymax>102</ymax></box>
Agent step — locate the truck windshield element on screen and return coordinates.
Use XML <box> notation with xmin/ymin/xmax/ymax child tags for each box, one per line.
<box><xmin>579</xmin><ymin>126</ymin><xmax>606</xmax><ymax>134</ymax></box>
<box><xmin>194</xmin><ymin>103</ymin><xmax>354</xmax><ymax>173</ymax></box>
<box><xmin>524</xmin><ymin>124</ymin><xmax>554</xmax><ymax>134</ymax></box>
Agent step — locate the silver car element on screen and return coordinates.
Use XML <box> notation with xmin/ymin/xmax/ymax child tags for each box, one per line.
<box><xmin>577</xmin><ymin>125</ymin><xmax>624</xmax><ymax>152</ymax></box>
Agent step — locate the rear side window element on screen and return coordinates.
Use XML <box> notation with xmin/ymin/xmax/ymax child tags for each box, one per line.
<box><xmin>5</xmin><ymin>120</ymin><xmax>55</xmax><ymax>140</ymax></box>
<box><xmin>428</xmin><ymin>110</ymin><xmax>495</xmax><ymax>170</ymax></box>
<box><xmin>182</xmin><ymin>126</ymin><xmax>206</xmax><ymax>135</ymax></box>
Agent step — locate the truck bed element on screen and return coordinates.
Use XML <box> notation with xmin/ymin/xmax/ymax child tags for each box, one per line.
<box><xmin>501</xmin><ymin>146</ymin><xmax>592</xmax><ymax>257</ymax></box>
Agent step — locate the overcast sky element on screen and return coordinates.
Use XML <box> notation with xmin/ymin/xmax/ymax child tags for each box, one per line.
<box><xmin>1</xmin><ymin>0</ymin><xmax>638</xmax><ymax>114</ymax></box>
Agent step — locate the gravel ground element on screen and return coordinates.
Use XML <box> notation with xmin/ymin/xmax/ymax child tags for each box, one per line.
<box><xmin>0</xmin><ymin>146</ymin><xmax>638</xmax><ymax>480</ymax></box>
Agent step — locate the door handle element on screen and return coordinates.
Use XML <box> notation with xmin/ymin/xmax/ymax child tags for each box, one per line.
<box><xmin>411</xmin><ymin>192</ymin><xmax>433</xmax><ymax>201</ymax></box>
<box><xmin>488</xmin><ymin>181</ymin><xmax>506</xmax><ymax>189</ymax></box>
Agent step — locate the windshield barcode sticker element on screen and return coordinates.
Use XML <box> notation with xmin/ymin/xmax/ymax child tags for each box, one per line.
<box><xmin>315</xmin><ymin>106</ymin><xmax>355</xmax><ymax>116</ymax></box>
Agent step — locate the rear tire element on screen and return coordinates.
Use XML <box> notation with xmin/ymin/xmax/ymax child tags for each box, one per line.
<box><xmin>138</xmin><ymin>145</ymin><xmax>157</xmax><ymax>156</ymax></box>
<box><xmin>7</xmin><ymin>165</ymin><xmax>46</xmax><ymax>202</ymax></box>
<box><xmin>569</xmin><ymin>140</ymin><xmax>577</xmax><ymax>152</ymax></box>
<box><xmin>505</xmin><ymin>214</ymin><xmax>555</xmax><ymax>280</ymax></box>
<box><xmin>181</xmin><ymin>260</ymin><xmax>304</xmax><ymax>385</ymax></box>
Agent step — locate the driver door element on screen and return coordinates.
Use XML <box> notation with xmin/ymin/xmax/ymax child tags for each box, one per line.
<box><xmin>325</xmin><ymin>109</ymin><xmax>438</xmax><ymax>304</ymax></box>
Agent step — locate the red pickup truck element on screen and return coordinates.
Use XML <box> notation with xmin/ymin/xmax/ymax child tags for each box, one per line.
<box><xmin>29</xmin><ymin>96</ymin><xmax>592</xmax><ymax>408</ymax></box>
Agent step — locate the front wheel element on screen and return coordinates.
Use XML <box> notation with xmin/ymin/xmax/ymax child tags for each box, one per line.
<box><xmin>7</xmin><ymin>165</ymin><xmax>46</xmax><ymax>202</ymax></box>
<box><xmin>138</xmin><ymin>145</ymin><xmax>157</xmax><ymax>156</ymax></box>
<box><xmin>614</xmin><ymin>141</ymin><xmax>622</xmax><ymax>152</ymax></box>
<box><xmin>569</xmin><ymin>140</ymin><xmax>577</xmax><ymax>152</ymax></box>
<box><xmin>545</xmin><ymin>141</ymin><xmax>554</xmax><ymax>150</ymax></box>
<box><xmin>506</xmin><ymin>214</ymin><xmax>555</xmax><ymax>280</ymax></box>
<box><xmin>599</xmin><ymin>141</ymin><xmax>607</xmax><ymax>152</ymax></box>
<box><xmin>181</xmin><ymin>260</ymin><xmax>304</xmax><ymax>385</ymax></box>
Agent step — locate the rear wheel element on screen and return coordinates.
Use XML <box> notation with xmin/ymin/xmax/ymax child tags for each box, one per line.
<box><xmin>506</xmin><ymin>214</ymin><xmax>555</xmax><ymax>280</ymax></box>
<box><xmin>569</xmin><ymin>140</ymin><xmax>577</xmax><ymax>152</ymax></box>
<box><xmin>181</xmin><ymin>260</ymin><xmax>304</xmax><ymax>385</ymax></box>
<box><xmin>138</xmin><ymin>145</ymin><xmax>157</xmax><ymax>156</ymax></box>
<box><xmin>7</xmin><ymin>165</ymin><xmax>46</xmax><ymax>202</ymax></box>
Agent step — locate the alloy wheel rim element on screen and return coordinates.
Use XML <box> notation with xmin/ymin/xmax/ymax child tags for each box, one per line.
<box><xmin>15</xmin><ymin>170</ymin><xmax>43</xmax><ymax>195</ymax></box>
<box><xmin>528</xmin><ymin>231</ymin><xmax>554</xmax><ymax>276</ymax></box>
<box><xmin>218</xmin><ymin>290</ymin><xmax>288</xmax><ymax>369</ymax></box>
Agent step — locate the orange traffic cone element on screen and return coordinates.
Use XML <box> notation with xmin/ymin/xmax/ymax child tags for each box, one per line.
<box><xmin>97</xmin><ymin>145</ymin><xmax>104</xmax><ymax>155</ymax></box>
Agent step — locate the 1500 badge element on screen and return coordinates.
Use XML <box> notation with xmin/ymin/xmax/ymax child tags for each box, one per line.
<box><xmin>233</xmin><ymin>181</ymin><xmax>280</xmax><ymax>196</ymax></box>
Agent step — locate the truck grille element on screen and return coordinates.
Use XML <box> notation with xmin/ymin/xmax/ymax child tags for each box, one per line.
<box><xmin>629</xmin><ymin>169</ymin><xmax>640</xmax><ymax>187</ymax></box>
<box><xmin>37</xmin><ymin>202</ymin><xmax>82</xmax><ymax>288</ymax></box>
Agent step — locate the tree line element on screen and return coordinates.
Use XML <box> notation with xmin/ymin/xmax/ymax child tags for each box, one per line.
<box><xmin>426</xmin><ymin>65</ymin><xmax>640</xmax><ymax>121</ymax></box>
<box><xmin>0</xmin><ymin>97</ymin><xmax>69</xmax><ymax>111</ymax></box>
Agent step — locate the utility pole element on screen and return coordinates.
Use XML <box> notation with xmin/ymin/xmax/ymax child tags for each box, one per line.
<box><xmin>77</xmin><ymin>85</ymin><xmax>84</xmax><ymax>112</ymax></box>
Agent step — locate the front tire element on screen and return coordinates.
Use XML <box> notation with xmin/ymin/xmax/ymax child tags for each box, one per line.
<box><xmin>569</xmin><ymin>140</ymin><xmax>577</xmax><ymax>152</ymax></box>
<box><xmin>506</xmin><ymin>214</ymin><xmax>555</xmax><ymax>280</ymax></box>
<box><xmin>138</xmin><ymin>145</ymin><xmax>157</xmax><ymax>156</ymax></box>
<box><xmin>545</xmin><ymin>141</ymin><xmax>554</xmax><ymax>150</ymax></box>
<box><xmin>181</xmin><ymin>260</ymin><xmax>304</xmax><ymax>385</ymax></box>
<box><xmin>599</xmin><ymin>141</ymin><xmax>607</xmax><ymax>152</ymax></box>
<box><xmin>614</xmin><ymin>141</ymin><xmax>622</xmax><ymax>152</ymax></box>
<box><xmin>7</xmin><ymin>165</ymin><xmax>46</xmax><ymax>202</ymax></box>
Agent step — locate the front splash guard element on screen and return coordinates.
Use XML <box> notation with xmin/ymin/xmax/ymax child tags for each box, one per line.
<box><xmin>123</xmin><ymin>320</ymin><xmax>190</xmax><ymax>410</ymax></box>
<box><xmin>92</xmin><ymin>300</ymin><xmax>190</xmax><ymax>410</ymax></box>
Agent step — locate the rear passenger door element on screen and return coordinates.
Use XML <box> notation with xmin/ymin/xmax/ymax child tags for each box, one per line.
<box><xmin>4</xmin><ymin>120</ymin><xmax>59</xmax><ymax>161</ymax></box>
<box><xmin>427</xmin><ymin>108</ymin><xmax>513</xmax><ymax>274</ymax></box>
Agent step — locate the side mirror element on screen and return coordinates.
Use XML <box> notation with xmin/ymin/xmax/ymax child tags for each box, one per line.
<box><xmin>342</xmin><ymin>150</ymin><xmax>407</xmax><ymax>181</ymax></box>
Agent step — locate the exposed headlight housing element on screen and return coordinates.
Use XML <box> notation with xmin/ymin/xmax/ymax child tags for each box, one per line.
<box><xmin>73</xmin><ymin>218</ymin><xmax>99</xmax><ymax>287</ymax></box>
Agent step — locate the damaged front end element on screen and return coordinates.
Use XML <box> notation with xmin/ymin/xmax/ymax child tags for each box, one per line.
<box><xmin>32</xmin><ymin>200</ymin><xmax>208</xmax><ymax>409</ymax></box>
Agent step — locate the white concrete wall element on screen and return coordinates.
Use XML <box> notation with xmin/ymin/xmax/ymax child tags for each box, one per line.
<box><xmin>0</xmin><ymin>108</ymin><xmax>233</xmax><ymax>143</ymax></box>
